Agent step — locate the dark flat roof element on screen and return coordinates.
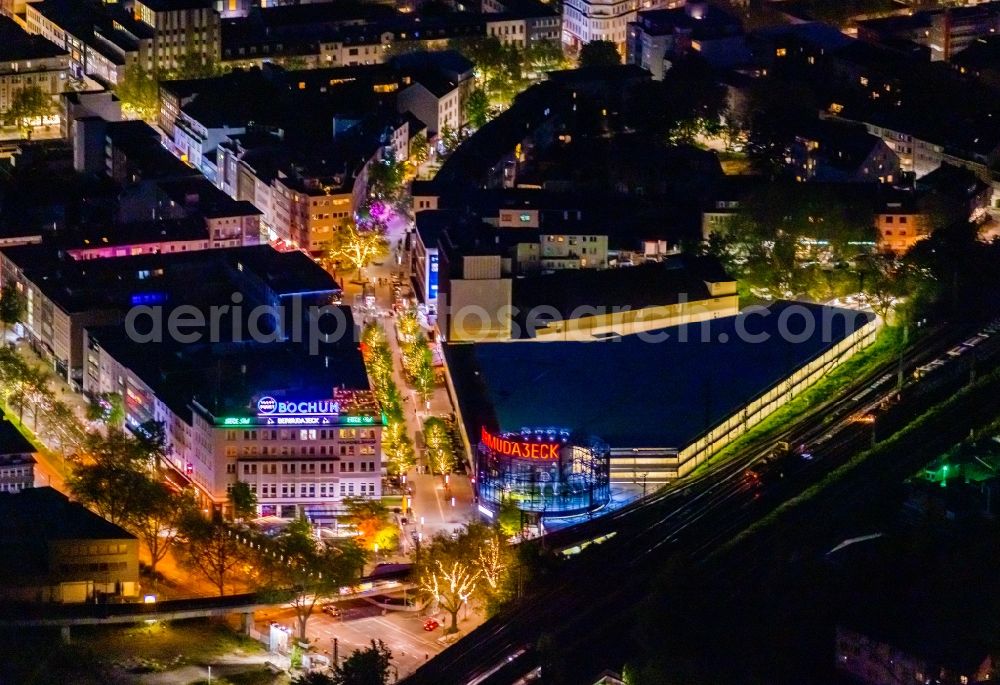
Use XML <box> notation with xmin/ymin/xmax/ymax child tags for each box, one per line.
<box><xmin>0</xmin><ymin>487</ymin><xmax>135</xmax><ymax>583</ymax></box>
<box><xmin>0</xmin><ymin>15</ymin><xmax>66</xmax><ymax>62</ymax></box>
<box><xmin>0</xmin><ymin>416</ymin><xmax>35</xmax><ymax>456</ymax></box>
<box><xmin>0</xmin><ymin>487</ymin><xmax>135</xmax><ymax>541</ymax></box>
<box><xmin>512</xmin><ymin>257</ymin><xmax>734</xmax><ymax>327</ymax></box>
<box><xmin>87</xmin><ymin>304</ymin><xmax>368</xmax><ymax>420</ymax></box>
<box><xmin>447</xmin><ymin>302</ymin><xmax>874</xmax><ymax>449</ymax></box>
<box><xmin>0</xmin><ymin>244</ymin><xmax>338</xmax><ymax>314</ymax></box>
<box><xmin>137</xmin><ymin>0</ymin><xmax>214</xmax><ymax>11</ymax></box>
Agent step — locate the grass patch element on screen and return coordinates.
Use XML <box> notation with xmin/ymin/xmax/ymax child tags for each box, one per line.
<box><xmin>190</xmin><ymin>669</ymin><xmax>288</xmax><ymax>685</ymax></box>
<box><xmin>381</xmin><ymin>495</ymin><xmax>404</xmax><ymax>509</ymax></box>
<box><xmin>691</xmin><ymin>325</ymin><xmax>905</xmax><ymax>476</ymax></box>
<box><xmin>74</xmin><ymin>619</ymin><xmax>264</xmax><ymax>667</ymax></box>
<box><xmin>723</xmin><ymin>365</ymin><xmax>1000</xmax><ymax>553</ymax></box>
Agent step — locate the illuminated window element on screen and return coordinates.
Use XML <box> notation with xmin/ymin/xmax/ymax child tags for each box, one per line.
<box><xmin>859</xmin><ymin>76</ymin><xmax>869</xmax><ymax>86</ymax></box>
<box><xmin>775</xmin><ymin>48</ymin><xmax>786</xmax><ymax>57</ymax></box>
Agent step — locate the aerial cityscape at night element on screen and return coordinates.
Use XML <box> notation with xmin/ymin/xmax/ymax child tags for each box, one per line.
<box><xmin>0</xmin><ymin>0</ymin><xmax>999</xmax><ymax>681</ymax></box>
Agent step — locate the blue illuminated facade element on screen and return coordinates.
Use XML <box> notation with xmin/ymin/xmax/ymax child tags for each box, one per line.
<box><xmin>476</xmin><ymin>429</ymin><xmax>611</xmax><ymax>518</ymax></box>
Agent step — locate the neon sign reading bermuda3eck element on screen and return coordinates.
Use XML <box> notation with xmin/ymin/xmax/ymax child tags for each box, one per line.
<box><xmin>480</xmin><ymin>427</ymin><xmax>561</xmax><ymax>460</ymax></box>
<box><xmin>256</xmin><ymin>396</ymin><xmax>339</xmax><ymax>416</ymax></box>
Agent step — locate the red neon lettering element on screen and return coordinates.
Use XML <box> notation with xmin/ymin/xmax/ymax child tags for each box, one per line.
<box><xmin>481</xmin><ymin>428</ymin><xmax>560</xmax><ymax>460</ymax></box>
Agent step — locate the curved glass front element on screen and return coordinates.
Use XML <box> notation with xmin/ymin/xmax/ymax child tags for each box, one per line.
<box><xmin>476</xmin><ymin>432</ymin><xmax>611</xmax><ymax>517</ymax></box>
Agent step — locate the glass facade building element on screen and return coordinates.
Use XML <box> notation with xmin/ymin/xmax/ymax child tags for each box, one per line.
<box><xmin>476</xmin><ymin>429</ymin><xmax>611</xmax><ymax>517</ymax></box>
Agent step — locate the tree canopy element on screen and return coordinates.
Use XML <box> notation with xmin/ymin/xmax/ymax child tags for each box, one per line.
<box><xmin>327</xmin><ymin>220</ymin><xmax>389</xmax><ymax>278</ymax></box>
<box><xmin>343</xmin><ymin>497</ymin><xmax>397</xmax><ymax>552</ymax></box>
<box><xmin>578</xmin><ymin>40</ymin><xmax>622</xmax><ymax>68</ymax></box>
<box><xmin>265</xmin><ymin>517</ymin><xmax>367</xmax><ymax>639</ymax></box>
<box><xmin>0</xmin><ymin>281</ymin><xmax>26</xmax><ymax>337</ymax></box>
<box><xmin>6</xmin><ymin>86</ymin><xmax>54</xmax><ymax>136</ymax></box>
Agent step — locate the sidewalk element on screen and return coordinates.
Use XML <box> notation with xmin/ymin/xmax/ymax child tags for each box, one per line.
<box><xmin>340</xmin><ymin>211</ymin><xmax>477</xmax><ymax>544</ymax></box>
<box><xmin>0</xmin><ymin>334</ymin><xmax>91</xmax><ymax>492</ymax></box>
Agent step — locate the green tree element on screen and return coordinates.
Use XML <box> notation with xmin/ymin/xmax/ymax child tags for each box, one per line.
<box><xmin>6</xmin><ymin>85</ymin><xmax>55</xmax><ymax>136</ymax></box>
<box><xmin>85</xmin><ymin>392</ymin><xmax>125</xmax><ymax>426</ymax></box>
<box><xmin>115</xmin><ymin>63</ymin><xmax>160</xmax><ymax>121</ymax></box>
<box><xmin>292</xmin><ymin>674</ymin><xmax>337</xmax><ymax>685</ymax></box>
<box><xmin>368</xmin><ymin>150</ymin><xmax>406</xmax><ymax>199</ymax></box>
<box><xmin>266</xmin><ymin>517</ymin><xmax>367</xmax><ymax>640</ymax></box>
<box><xmin>42</xmin><ymin>399</ymin><xmax>86</xmax><ymax>457</ymax></box>
<box><xmin>858</xmin><ymin>253</ymin><xmax>906</xmax><ymax>322</ymax></box>
<box><xmin>409</xmin><ymin>132</ymin><xmax>429</xmax><ymax>165</ymax></box>
<box><xmin>167</xmin><ymin>49</ymin><xmax>226</xmax><ymax>80</ymax></box>
<box><xmin>383</xmin><ymin>419</ymin><xmax>416</xmax><ymax>478</ymax></box>
<box><xmin>578</xmin><ymin>40</ymin><xmax>621</xmax><ymax>68</ymax></box>
<box><xmin>342</xmin><ymin>497</ymin><xmax>397</xmax><ymax>552</ymax></box>
<box><xmin>409</xmin><ymin>343</ymin><xmax>435</xmax><ymax>406</ymax></box>
<box><xmin>0</xmin><ymin>281</ymin><xmax>26</xmax><ymax>339</ymax></box>
<box><xmin>129</xmin><ymin>479</ymin><xmax>194</xmax><ymax>576</ymax></box>
<box><xmin>228</xmin><ymin>480</ymin><xmax>258</xmax><ymax>521</ymax></box>
<box><xmin>328</xmin><ymin>220</ymin><xmax>389</xmax><ymax>279</ymax></box>
<box><xmin>8</xmin><ymin>363</ymin><xmax>50</xmax><ymax>427</ymax></box>
<box><xmin>419</xmin><ymin>552</ymin><xmax>480</xmax><ymax>634</ymax></box>
<box><xmin>179</xmin><ymin>511</ymin><xmax>250</xmax><ymax>595</ymax></box>
<box><xmin>330</xmin><ymin>639</ymin><xmax>393</xmax><ymax>685</ymax></box>
<box><xmin>438</xmin><ymin>124</ymin><xmax>462</xmax><ymax>156</ymax></box>
<box><xmin>0</xmin><ymin>347</ymin><xmax>29</xmax><ymax>405</ymax></box>
<box><xmin>68</xmin><ymin>427</ymin><xmax>164</xmax><ymax>527</ymax></box>
<box><xmin>423</xmin><ymin>417</ymin><xmax>455</xmax><ymax>475</ymax></box>
<box><xmin>465</xmin><ymin>88</ymin><xmax>491</xmax><ymax>129</ymax></box>
<box><xmin>497</xmin><ymin>497</ymin><xmax>521</xmax><ymax>538</ymax></box>
<box><xmin>523</xmin><ymin>40</ymin><xmax>568</xmax><ymax>75</ymax></box>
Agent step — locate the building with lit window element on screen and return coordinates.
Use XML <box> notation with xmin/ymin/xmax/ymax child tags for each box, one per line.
<box><xmin>0</xmin><ymin>487</ymin><xmax>140</xmax><ymax>603</ymax></box>
<box><xmin>43</xmin><ymin>245</ymin><xmax>383</xmax><ymax>520</ymax></box>
<box><xmin>0</xmin><ymin>16</ymin><xmax>68</xmax><ymax>127</ymax></box>
<box><xmin>476</xmin><ymin>428</ymin><xmax>611</xmax><ymax>518</ymax></box>
<box><xmin>0</xmin><ymin>245</ymin><xmax>311</xmax><ymax>389</ymax></box>
<box><xmin>82</xmin><ymin>328</ymin><xmax>384</xmax><ymax>519</ymax></box>
<box><xmin>0</xmin><ymin>414</ymin><xmax>36</xmax><ymax>494</ymax></box>
<box><xmin>626</xmin><ymin>3</ymin><xmax>746</xmax><ymax>79</ymax></box>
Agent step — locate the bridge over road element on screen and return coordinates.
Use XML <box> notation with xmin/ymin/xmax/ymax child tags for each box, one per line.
<box><xmin>0</xmin><ymin>568</ymin><xmax>414</xmax><ymax>643</ymax></box>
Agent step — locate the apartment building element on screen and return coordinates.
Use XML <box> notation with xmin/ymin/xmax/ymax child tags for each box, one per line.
<box><xmin>0</xmin><ymin>17</ymin><xmax>68</xmax><ymax>125</ymax></box>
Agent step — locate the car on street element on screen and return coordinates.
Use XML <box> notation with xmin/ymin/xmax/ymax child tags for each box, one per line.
<box><xmin>322</xmin><ymin>604</ymin><xmax>342</xmax><ymax>618</ymax></box>
<box><xmin>423</xmin><ymin>618</ymin><xmax>440</xmax><ymax>631</ymax></box>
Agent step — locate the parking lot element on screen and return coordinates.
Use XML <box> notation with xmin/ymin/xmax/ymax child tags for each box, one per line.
<box><xmin>254</xmin><ymin>596</ymin><xmax>471</xmax><ymax>679</ymax></box>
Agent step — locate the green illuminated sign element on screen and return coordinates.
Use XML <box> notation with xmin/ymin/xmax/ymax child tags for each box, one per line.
<box><xmin>343</xmin><ymin>416</ymin><xmax>375</xmax><ymax>425</ymax></box>
<box><xmin>222</xmin><ymin>417</ymin><xmax>252</xmax><ymax>426</ymax></box>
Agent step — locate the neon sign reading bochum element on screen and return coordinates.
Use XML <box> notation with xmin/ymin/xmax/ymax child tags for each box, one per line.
<box><xmin>216</xmin><ymin>397</ymin><xmax>379</xmax><ymax>427</ymax></box>
<box><xmin>256</xmin><ymin>397</ymin><xmax>338</xmax><ymax>415</ymax></box>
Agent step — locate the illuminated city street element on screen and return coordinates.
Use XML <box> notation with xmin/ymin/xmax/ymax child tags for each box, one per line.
<box><xmin>1</xmin><ymin>2</ymin><xmax>1000</xmax><ymax>684</ymax></box>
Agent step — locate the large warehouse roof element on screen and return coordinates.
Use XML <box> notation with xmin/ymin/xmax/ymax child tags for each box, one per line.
<box><xmin>447</xmin><ymin>302</ymin><xmax>875</xmax><ymax>450</ymax></box>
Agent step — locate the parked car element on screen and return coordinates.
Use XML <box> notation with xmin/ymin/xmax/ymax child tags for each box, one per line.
<box><xmin>423</xmin><ymin>618</ymin><xmax>439</xmax><ymax>631</ymax></box>
<box><xmin>322</xmin><ymin>604</ymin><xmax>342</xmax><ymax>618</ymax></box>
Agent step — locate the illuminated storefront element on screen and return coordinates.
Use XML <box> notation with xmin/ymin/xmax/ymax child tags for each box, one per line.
<box><xmin>476</xmin><ymin>427</ymin><xmax>611</xmax><ymax>518</ymax></box>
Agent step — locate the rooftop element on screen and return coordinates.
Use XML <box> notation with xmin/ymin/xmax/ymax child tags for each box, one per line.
<box><xmin>87</xmin><ymin>303</ymin><xmax>369</xmax><ymax>421</ymax></box>
<box><xmin>447</xmin><ymin>302</ymin><xmax>874</xmax><ymax>449</ymax></box>
<box><xmin>0</xmin><ymin>417</ymin><xmax>35</xmax><ymax>457</ymax></box>
<box><xmin>0</xmin><ymin>244</ymin><xmax>338</xmax><ymax>314</ymax></box>
<box><xmin>952</xmin><ymin>36</ymin><xmax>1000</xmax><ymax>70</ymax></box>
<box><xmin>512</xmin><ymin>256</ymin><xmax>734</xmax><ymax>325</ymax></box>
<box><xmin>0</xmin><ymin>15</ymin><xmax>66</xmax><ymax>63</ymax></box>
<box><xmin>0</xmin><ymin>487</ymin><xmax>135</xmax><ymax>542</ymax></box>
<box><xmin>633</xmin><ymin>3</ymin><xmax>742</xmax><ymax>39</ymax></box>
<box><xmin>136</xmin><ymin>0</ymin><xmax>215</xmax><ymax>11</ymax></box>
